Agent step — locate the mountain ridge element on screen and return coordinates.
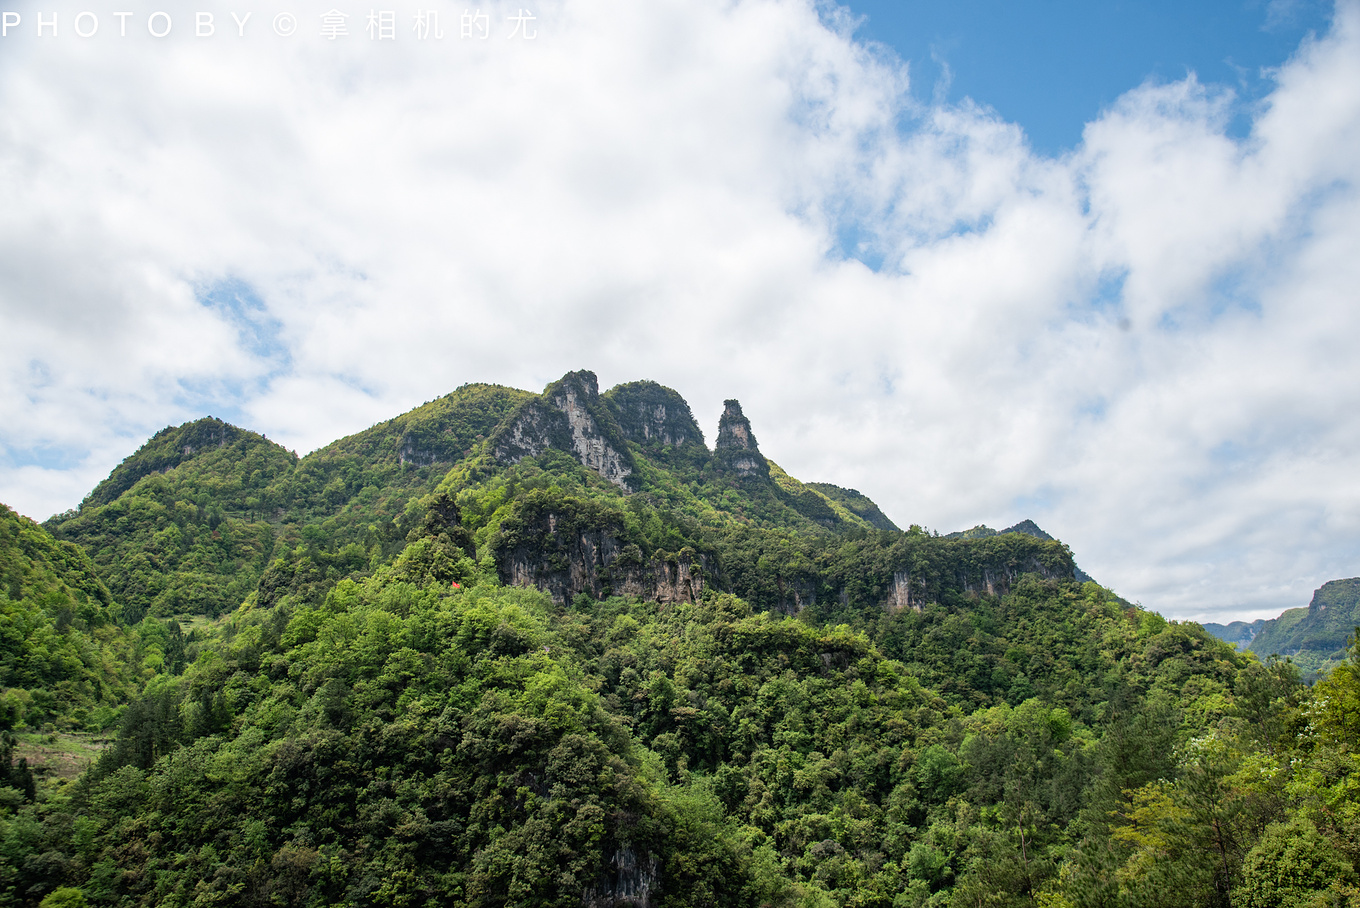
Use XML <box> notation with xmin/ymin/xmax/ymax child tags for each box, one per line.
<box><xmin>41</xmin><ymin>370</ymin><xmax>1086</xmax><ymax>624</ymax></box>
<box><xmin>4</xmin><ymin>370</ymin><xmax>1356</xmax><ymax>908</ymax></box>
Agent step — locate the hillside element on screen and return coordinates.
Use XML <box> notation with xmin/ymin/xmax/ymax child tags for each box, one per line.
<box><xmin>1248</xmin><ymin>578</ymin><xmax>1360</xmax><ymax>677</ymax></box>
<box><xmin>3</xmin><ymin>369</ymin><xmax>1358</xmax><ymax>908</ymax></box>
<box><xmin>0</xmin><ymin>503</ymin><xmax>141</xmax><ymax>732</ymax></box>
<box><xmin>44</xmin><ymin>371</ymin><xmax>956</xmax><ymax>624</ymax></box>
<box><xmin>44</xmin><ymin>385</ymin><xmax>532</xmax><ymax>622</ymax></box>
<box><xmin>1202</xmin><ymin>618</ymin><xmax>1269</xmax><ymax>650</ymax></box>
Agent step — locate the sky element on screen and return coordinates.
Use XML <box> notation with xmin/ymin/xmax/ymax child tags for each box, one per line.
<box><xmin>1</xmin><ymin>0</ymin><xmax>1358</xmax><ymax>624</ymax></box>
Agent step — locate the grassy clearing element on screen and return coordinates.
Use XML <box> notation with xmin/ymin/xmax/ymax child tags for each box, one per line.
<box><xmin>13</xmin><ymin>731</ymin><xmax>109</xmax><ymax>782</ymax></box>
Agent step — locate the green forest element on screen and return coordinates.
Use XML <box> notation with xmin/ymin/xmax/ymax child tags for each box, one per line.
<box><xmin>2</xmin><ymin>372</ymin><xmax>1357</xmax><ymax>908</ymax></box>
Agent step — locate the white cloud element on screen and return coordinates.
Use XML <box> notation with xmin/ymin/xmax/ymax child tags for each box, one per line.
<box><xmin>1</xmin><ymin>0</ymin><xmax>1358</xmax><ymax>622</ymax></box>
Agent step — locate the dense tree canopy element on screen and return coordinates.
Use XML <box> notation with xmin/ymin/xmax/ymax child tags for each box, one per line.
<box><xmin>4</xmin><ymin>374</ymin><xmax>1357</xmax><ymax>907</ymax></box>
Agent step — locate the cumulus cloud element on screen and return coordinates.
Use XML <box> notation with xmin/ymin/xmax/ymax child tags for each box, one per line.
<box><xmin>1</xmin><ymin>0</ymin><xmax>1358</xmax><ymax>621</ymax></box>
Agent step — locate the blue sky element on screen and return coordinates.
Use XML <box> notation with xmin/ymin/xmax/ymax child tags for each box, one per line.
<box><xmin>845</xmin><ymin>0</ymin><xmax>1333</xmax><ymax>153</ymax></box>
<box><xmin>1</xmin><ymin>0</ymin><xmax>1358</xmax><ymax>623</ymax></box>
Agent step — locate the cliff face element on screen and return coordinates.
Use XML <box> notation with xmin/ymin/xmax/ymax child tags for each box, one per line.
<box><xmin>499</xmin><ymin>537</ymin><xmax>706</xmax><ymax>607</ymax></box>
<box><xmin>491</xmin><ymin>371</ymin><xmax>637</xmax><ymax>490</ymax></box>
<box><xmin>882</xmin><ymin>549</ymin><xmax>1076</xmax><ymax>613</ymax></box>
<box><xmin>712</xmin><ymin>400</ymin><xmax>768</xmax><ymax>479</ymax></box>
<box><xmin>602</xmin><ymin>381</ymin><xmax>705</xmax><ymax>448</ymax></box>
<box><xmin>582</xmin><ymin>846</ymin><xmax>658</xmax><ymax>908</ymax></box>
<box><xmin>492</xmin><ymin>491</ymin><xmax>705</xmax><ymax>606</ymax></box>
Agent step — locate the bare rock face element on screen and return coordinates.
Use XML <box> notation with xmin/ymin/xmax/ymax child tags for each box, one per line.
<box><xmin>554</xmin><ymin>376</ymin><xmax>634</xmax><ymax>487</ymax></box>
<box><xmin>583</xmin><ymin>846</ymin><xmax>658</xmax><ymax>908</ymax></box>
<box><xmin>712</xmin><ymin>399</ymin><xmax>768</xmax><ymax>479</ymax></box>
<box><xmin>490</xmin><ymin>370</ymin><xmax>636</xmax><ymax>490</ymax></box>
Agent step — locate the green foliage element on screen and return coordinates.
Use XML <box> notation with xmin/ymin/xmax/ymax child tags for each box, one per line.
<box><xmin>38</xmin><ymin>887</ymin><xmax>87</xmax><ymax>908</ymax></box>
<box><xmin>0</xmin><ymin>504</ymin><xmax>140</xmax><ymax>730</ymax></box>
<box><xmin>9</xmin><ymin>372</ymin><xmax>1360</xmax><ymax>908</ymax></box>
<box><xmin>803</xmin><ymin>484</ymin><xmax>900</xmax><ymax>532</ymax></box>
<box><xmin>1234</xmin><ymin>817</ymin><xmax>1354</xmax><ymax>908</ymax></box>
<box><xmin>47</xmin><ymin>385</ymin><xmax>531</xmax><ymax>624</ymax></box>
<box><xmin>1250</xmin><ymin>579</ymin><xmax>1360</xmax><ymax>678</ymax></box>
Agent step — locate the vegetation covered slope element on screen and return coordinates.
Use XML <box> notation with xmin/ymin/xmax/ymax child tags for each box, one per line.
<box><xmin>44</xmin><ymin>419</ymin><xmax>294</xmax><ymax>622</ymax></box>
<box><xmin>1248</xmin><ymin>578</ymin><xmax>1360</xmax><ymax>678</ymax></box>
<box><xmin>0</xmin><ymin>504</ymin><xmax>139</xmax><ymax>731</ymax></box>
<box><xmin>44</xmin><ymin>385</ymin><xmax>532</xmax><ymax>622</ymax></box>
<box><xmin>4</xmin><ymin>369</ymin><xmax>1358</xmax><ymax>908</ymax></box>
<box><xmin>8</xmin><ymin>515</ymin><xmax>1357</xmax><ymax>907</ymax></box>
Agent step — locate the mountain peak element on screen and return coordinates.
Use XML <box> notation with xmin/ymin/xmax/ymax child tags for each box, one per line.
<box><xmin>716</xmin><ymin>400</ymin><xmax>757</xmax><ymax>451</ymax></box>
<box><xmin>489</xmin><ymin>370</ymin><xmax>637</xmax><ymax>490</ymax></box>
<box><xmin>602</xmin><ymin>381</ymin><xmax>705</xmax><ymax>448</ymax></box>
<box><xmin>78</xmin><ymin>417</ymin><xmax>290</xmax><ymax>511</ymax></box>
<box><xmin>713</xmin><ymin>399</ymin><xmax>768</xmax><ymax>479</ymax></box>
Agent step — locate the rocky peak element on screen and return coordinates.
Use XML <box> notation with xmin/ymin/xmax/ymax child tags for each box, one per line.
<box><xmin>713</xmin><ymin>399</ymin><xmax>768</xmax><ymax>479</ymax></box>
<box><xmin>601</xmin><ymin>381</ymin><xmax>705</xmax><ymax>448</ymax></box>
<box><xmin>490</xmin><ymin>370</ymin><xmax>637</xmax><ymax>491</ymax></box>
<box><xmin>716</xmin><ymin>400</ymin><xmax>757</xmax><ymax>450</ymax></box>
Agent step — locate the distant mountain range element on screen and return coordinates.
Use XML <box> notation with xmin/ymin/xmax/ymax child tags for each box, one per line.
<box><xmin>1202</xmin><ymin>577</ymin><xmax>1360</xmax><ymax>677</ymax></box>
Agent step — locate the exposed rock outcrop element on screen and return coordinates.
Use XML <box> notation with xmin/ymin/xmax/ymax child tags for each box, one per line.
<box><xmin>882</xmin><ymin>538</ymin><xmax>1078</xmax><ymax>613</ymax></box>
<box><xmin>490</xmin><ymin>371</ymin><xmax>637</xmax><ymax>490</ymax></box>
<box><xmin>499</xmin><ymin>535</ymin><xmax>707</xmax><ymax>607</ymax></box>
<box><xmin>602</xmin><ymin>381</ymin><xmax>705</xmax><ymax>448</ymax></box>
<box><xmin>492</xmin><ymin>491</ymin><xmax>705</xmax><ymax>605</ymax></box>
<box><xmin>712</xmin><ymin>399</ymin><xmax>768</xmax><ymax>479</ymax></box>
<box><xmin>583</xmin><ymin>846</ymin><xmax>658</xmax><ymax>908</ymax></box>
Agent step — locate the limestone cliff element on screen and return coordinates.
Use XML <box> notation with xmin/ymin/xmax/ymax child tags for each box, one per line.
<box><xmin>712</xmin><ymin>399</ymin><xmax>768</xmax><ymax>479</ymax></box>
<box><xmin>602</xmin><ymin>381</ymin><xmax>705</xmax><ymax>449</ymax></box>
<box><xmin>492</xmin><ymin>491</ymin><xmax>705</xmax><ymax>606</ymax></box>
<box><xmin>882</xmin><ymin>545</ymin><xmax>1077</xmax><ymax>613</ymax></box>
<box><xmin>490</xmin><ymin>370</ymin><xmax>637</xmax><ymax>490</ymax></box>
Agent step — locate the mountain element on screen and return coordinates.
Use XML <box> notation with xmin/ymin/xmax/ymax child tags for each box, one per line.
<box><xmin>945</xmin><ymin>519</ymin><xmax>1053</xmax><ymax>541</ymax></box>
<box><xmin>5</xmin><ymin>368</ymin><xmax>1357</xmax><ymax>908</ymax></box>
<box><xmin>1246</xmin><ymin>578</ymin><xmax>1360</xmax><ymax>677</ymax></box>
<box><xmin>49</xmin><ymin>370</ymin><xmax>1074</xmax><ymax>623</ymax></box>
<box><xmin>1201</xmin><ymin>618</ymin><xmax>1269</xmax><ymax>651</ymax></box>
<box><xmin>803</xmin><ymin>483</ymin><xmax>900</xmax><ymax>532</ymax></box>
<box><xmin>944</xmin><ymin>519</ymin><xmax>1096</xmax><ymax>583</ymax></box>
<box><xmin>44</xmin><ymin>385</ymin><xmax>531</xmax><ymax>621</ymax></box>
